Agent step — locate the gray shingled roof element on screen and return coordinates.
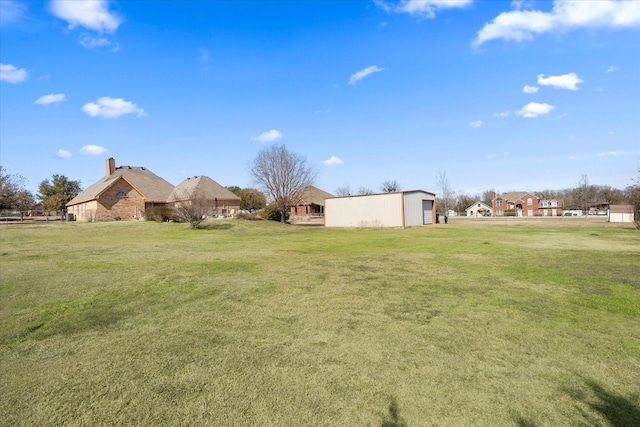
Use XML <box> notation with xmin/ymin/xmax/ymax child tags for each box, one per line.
<box><xmin>294</xmin><ymin>185</ymin><xmax>335</xmax><ymax>206</ymax></box>
<box><xmin>66</xmin><ymin>166</ymin><xmax>174</xmax><ymax>206</ymax></box>
<box><xmin>167</xmin><ymin>176</ymin><xmax>240</xmax><ymax>202</ymax></box>
<box><xmin>496</xmin><ymin>192</ymin><xmax>533</xmax><ymax>202</ymax></box>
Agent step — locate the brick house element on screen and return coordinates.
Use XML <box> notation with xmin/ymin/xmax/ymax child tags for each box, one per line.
<box><xmin>491</xmin><ymin>191</ymin><xmax>539</xmax><ymax>217</ymax></box>
<box><xmin>168</xmin><ymin>176</ymin><xmax>240</xmax><ymax>217</ymax></box>
<box><xmin>290</xmin><ymin>185</ymin><xmax>335</xmax><ymax>218</ymax></box>
<box><xmin>66</xmin><ymin>158</ymin><xmax>174</xmax><ymax>221</ymax></box>
<box><xmin>538</xmin><ymin>199</ymin><xmax>564</xmax><ymax>216</ymax></box>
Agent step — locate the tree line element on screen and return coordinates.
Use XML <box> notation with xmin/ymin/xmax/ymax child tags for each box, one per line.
<box><xmin>2</xmin><ymin>151</ymin><xmax>639</xmax><ymax>226</ymax></box>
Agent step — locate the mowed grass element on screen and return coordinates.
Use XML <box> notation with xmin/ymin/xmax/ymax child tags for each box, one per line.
<box><xmin>0</xmin><ymin>218</ymin><xmax>638</xmax><ymax>426</ymax></box>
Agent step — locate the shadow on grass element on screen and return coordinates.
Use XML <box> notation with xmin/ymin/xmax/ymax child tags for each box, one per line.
<box><xmin>563</xmin><ymin>378</ymin><xmax>640</xmax><ymax>427</ymax></box>
<box><xmin>196</xmin><ymin>221</ymin><xmax>234</xmax><ymax>230</ymax></box>
<box><xmin>512</xmin><ymin>378</ymin><xmax>639</xmax><ymax>427</ymax></box>
<box><xmin>380</xmin><ymin>397</ymin><xmax>408</xmax><ymax>427</ymax></box>
<box><xmin>579</xmin><ymin>380</ymin><xmax>640</xmax><ymax>427</ymax></box>
<box><xmin>514</xmin><ymin>417</ymin><xmax>538</xmax><ymax>427</ymax></box>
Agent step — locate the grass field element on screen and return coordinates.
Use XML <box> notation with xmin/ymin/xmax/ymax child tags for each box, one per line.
<box><xmin>1</xmin><ymin>218</ymin><xmax>638</xmax><ymax>426</ymax></box>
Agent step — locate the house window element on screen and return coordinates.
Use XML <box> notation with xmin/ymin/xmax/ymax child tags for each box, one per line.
<box><xmin>527</xmin><ymin>198</ymin><xmax>532</xmax><ymax>206</ymax></box>
<box><xmin>116</xmin><ymin>191</ymin><xmax>127</xmax><ymax>197</ymax></box>
<box><xmin>497</xmin><ymin>199</ymin><xmax>503</xmax><ymax>207</ymax></box>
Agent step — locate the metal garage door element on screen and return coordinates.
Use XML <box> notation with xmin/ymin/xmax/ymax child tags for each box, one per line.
<box><xmin>422</xmin><ymin>200</ymin><xmax>433</xmax><ymax>224</ymax></box>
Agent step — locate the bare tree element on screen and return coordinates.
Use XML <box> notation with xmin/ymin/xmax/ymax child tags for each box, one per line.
<box><xmin>381</xmin><ymin>180</ymin><xmax>401</xmax><ymax>193</ymax></box>
<box><xmin>250</xmin><ymin>144</ymin><xmax>316</xmax><ymax>223</ymax></box>
<box><xmin>335</xmin><ymin>184</ymin><xmax>351</xmax><ymax>196</ymax></box>
<box><xmin>357</xmin><ymin>186</ymin><xmax>374</xmax><ymax>195</ymax></box>
<box><xmin>575</xmin><ymin>174</ymin><xmax>596</xmax><ymax>213</ymax></box>
<box><xmin>629</xmin><ymin>168</ymin><xmax>640</xmax><ymax>229</ymax></box>
<box><xmin>172</xmin><ymin>190</ymin><xmax>211</xmax><ymax>228</ymax></box>
<box><xmin>436</xmin><ymin>170</ymin><xmax>455</xmax><ymax>215</ymax></box>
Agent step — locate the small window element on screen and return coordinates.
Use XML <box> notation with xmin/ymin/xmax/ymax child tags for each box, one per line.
<box><xmin>497</xmin><ymin>199</ymin><xmax>503</xmax><ymax>207</ymax></box>
<box><xmin>116</xmin><ymin>191</ymin><xmax>127</xmax><ymax>197</ymax></box>
<box><xmin>527</xmin><ymin>198</ymin><xmax>532</xmax><ymax>206</ymax></box>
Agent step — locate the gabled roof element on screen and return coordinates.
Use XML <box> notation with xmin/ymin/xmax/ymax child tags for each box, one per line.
<box><xmin>294</xmin><ymin>185</ymin><xmax>335</xmax><ymax>206</ymax></box>
<box><xmin>495</xmin><ymin>192</ymin><xmax>536</xmax><ymax>202</ymax></box>
<box><xmin>67</xmin><ymin>166</ymin><xmax>174</xmax><ymax>206</ymax></box>
<box><xmin>168</xmin><ymin>176</ymin><xmax>240</xmax><ymax>202</ymax></box>
<box><xmin>466</xmin><ymin>200</ymin><xmax>492</xmax><ymax>211</ymax></box>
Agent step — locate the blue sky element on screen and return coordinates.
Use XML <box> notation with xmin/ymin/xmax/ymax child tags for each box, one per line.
<box><xmin>1</xmin><ymin>0</ymin><xmax>639</xmax><ymax>198</ymax></box>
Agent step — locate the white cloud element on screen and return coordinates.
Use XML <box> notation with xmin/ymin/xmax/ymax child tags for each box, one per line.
<box><xmin>79</xmin><ymin>35</ymin><xmax>112</xmax><ymax>48</ymax></box>
<box><xmin>474</xmin><ymin>0</ymin><xmax>640</xmax><ymax>46</ymax></box>
<box><xmin>50</xmin><ymin>0</ymin><xmax>122</xmax><ymax>33</ymax></box>
<box><xmin>323</xmin><ymin>155</ymin><xmax>344</xmax><ymax>166</ymax></box>
<box><xmin>523</xmin><ymin>85</ymin><xmax>539</xmax><ymax>94</ymax></box>
<box><xmin>255</xmin><ymin>129</ymin><xmax>282</xmax><ymax>143</ymax></box>
<box><xmin>0</xmin><ymin>0</ymin><xmax>27</xmax><ymax>25</ymax></box>
<box><xmin>511</xmin><ymin>0</ymin><xmax>534</xmax><ymax>10</ymax></box>
<box><xmin>57</xmin><ymin>149</ymin><xmax>72</xmax><ymax>159</ymax></box>
<box><xmin>349</xmin><ymin>65</ymin><xmax>384</xmax><ymax>84</ymax></box>
<box><xmin>606</xmin><ymin>66</ymin><xmax>619</xmax><ymax>73</ymax></box>
<box><xmin>537</xmin><ymin>72</ymin><xmax>583</xmax><ymax>90</ymax></box>
<box><xmin>82</xmin><ymin>97</ymin><xmax>145</xmax><ymax>118</ymax></box>
<box><xmin>493</xmin><ymin>111</ymin><xmax>510</xmax><ymax>118</ymax></box>
<box><xmin>35</xmin><ymin>93</ymin><xmax>66</xmax><ymax>105</ymax></box>
<box><xmin>79</xmin><ymin>145</ymin><xmax>107</xmax><ymax>155</ymax></box>
<box><xmin>598</xmin><ymin>151</ymin><xmax>623</xmax><ymax>157</ymax></box>
<box><xmin>469</xmin><ymin>120</ymin><xmax>483</xmax><ymax>128</ymax></box>
<box><xmin>516</xmin><ymin>102</ymin><xmax>554</xmax><ymax>118</ymax></box>
<box><xmin>0</xmin><ymin>63</ymin><xmax>28</xmax><ymax>83</ymax></box>
<box><xmin>377</xmin><ymin>0</ymin><xmax>473</xmax><ymax>18</ymax></box>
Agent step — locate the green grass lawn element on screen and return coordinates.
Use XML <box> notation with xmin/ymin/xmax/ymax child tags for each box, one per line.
<box><xmin>1</xmin><ymin>219</ymin><xmax>638</xmax><ymax>426</ymax></box>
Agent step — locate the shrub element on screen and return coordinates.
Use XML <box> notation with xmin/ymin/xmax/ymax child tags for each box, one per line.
<box><xmin>260</xmin><ymin>204</ymin><xmax>289</xmax><ymax>222</ymax></box>
<box><xmin>236</xmin><ymin>211</ymin><xmax>262</xmax><ymax>221</ymax></box>
<box><xmin>145</xmin><ymin>206</ymin><xmax>178</xmax><ymax>222</ymax></box>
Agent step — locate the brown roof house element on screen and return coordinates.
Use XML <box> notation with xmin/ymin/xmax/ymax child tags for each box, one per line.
<box><xmin>491</xmin><ymin>191</ymin><xmax>539</xmax><ymax>217</ymax></box>
<box><xmin>66</xmin><ymin>158</ymin><xmax>174</xmax><ymax>221</ymax></box>
<box><xmin>168</xmin><ymin>175</ymin><xmax>241</xmax><ymax>217</ymax></box>
<box><xmin>289</xmin><ymin>185</ymin><xmax>335</xmax><ymax>220</ymax></box>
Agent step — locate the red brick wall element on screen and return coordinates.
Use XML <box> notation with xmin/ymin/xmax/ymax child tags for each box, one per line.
<box><xmin>96</xmin><ymin>179</ymin><xmax>145</xmax><ymax>220</ymax></box>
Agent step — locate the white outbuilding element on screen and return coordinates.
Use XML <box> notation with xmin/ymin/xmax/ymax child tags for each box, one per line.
<box><xmin>609</xmin><ymin>205</ymin><xmax>634</xmax><ymax>223</ymax></box>
<box><xmin>324</xmin><ymin>190</ymin><xmax>436</xmax><ymax>228</ymax></box>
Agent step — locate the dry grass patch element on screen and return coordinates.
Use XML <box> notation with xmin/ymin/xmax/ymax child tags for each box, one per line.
<box><xmin>1</xmin><ymin>219</ymin><xmax>638</xmax><ymax>425</ymax></box>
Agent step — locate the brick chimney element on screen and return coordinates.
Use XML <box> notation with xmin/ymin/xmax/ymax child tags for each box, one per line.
<box><xmin>106</xmin><ymin>157</ymin><xmax>116</xmax><ymax>176</ymax></box>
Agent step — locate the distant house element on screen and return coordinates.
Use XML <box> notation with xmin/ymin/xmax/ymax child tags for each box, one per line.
<box><xmin>538</xmin><ymin>199</ymin><xmax>563</xmax><ymax>217</ymax></box>
<box><xmin>609</xmin><ymin>205</ymin><xmax>634</xmax><ymax>223</ymax></box>
<box><xmin>290</xmin><ymin>185</ymin><xmax>334</xmax><ymax>218</ymax></box>
<box><xmin>325</xmin><ymin>190</ymin><xmax>436</xmax><ymax>228</ymax></box>
<box><xmin>492</xmin><ymin>191</ymin><xmax>539</xmax><ymax>217</ymax></box>
<box><xmin>465</xmin><ymin>201</ymin><xmax>492</xmax><ymax>217</ymax></box>
<box><xmin>168</xmin><ymin>175</ymin><xmax>240</xmax><ymax>217</ymax></box>
<box><xmin>66</xmin><ymin>158</ymin><xmax>174</xmax><ymax>221</ymax></box>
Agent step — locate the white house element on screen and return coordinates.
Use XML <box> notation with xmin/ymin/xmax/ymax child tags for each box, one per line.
<box><xmin>324</xmin><ymin>190</ymin><xmax>436</xmax><ymax>228</ymax></box>
<box><xmin>465</xmin><ymin>201</ymin><xmax>492</xmax><ymax>217</ymax></box>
